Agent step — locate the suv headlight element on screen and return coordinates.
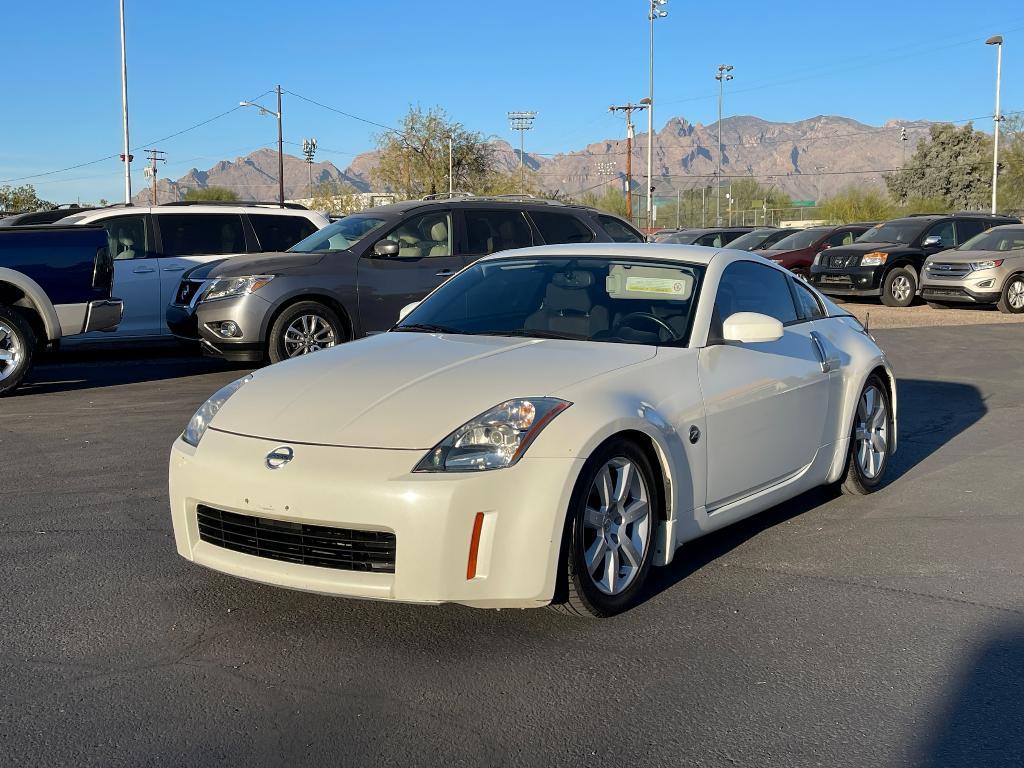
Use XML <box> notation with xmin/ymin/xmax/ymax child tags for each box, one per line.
<box><xmin>201</xmin><ymin>275</ymin><xmax>275</xmax><ymax>303</ymax></box>
<box><xmin>969</xmin><ymin>259</ymin><xmax>1004</xmax><ymax>271</ymax></box>
<box><xmin>182</xmin><ymin>375</ymin><xmax>252</xmax><ymax>447</ymax></box>
<box><xmin>414</xmin><ymin>398</ymin><xmax>571</xmax><ymax>472</ymax></box>
<box><xmin>861</xmin><ymin>252</ymin><xmax>889</xmax><ymax>266</ymax></box>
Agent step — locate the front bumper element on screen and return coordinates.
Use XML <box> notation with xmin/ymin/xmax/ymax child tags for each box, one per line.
<box><xmin>809</xmin><ymin>265</ymin><xmax>882</xmax><ymax>296</ymax></box>
<box><xmin>83</xmin><ymin>299</ymin><xmax>123</xmax><ymax>333</ymax></box>
<box><xmin>169</xmin><ymin>429</ymin><xmax>583</xmax><ymax>608</ymax></box>
<box><xmin>196</xmin><ymin>294</ymin><xmax>272</xmax><ymax>362</ymax></box>
<box><xmin>166</xmin><ymin>303</ymin><xmax>199</xmax><ymax>339</ymax></box>
<box><xmin>919</xmin><ymin>285</ymin><xmax>1001</xmax><ymax>304</ymax></box>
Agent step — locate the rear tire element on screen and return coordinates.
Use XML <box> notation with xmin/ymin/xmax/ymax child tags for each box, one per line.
<box><xmin>881</xmin><ymin>267</ymin><xmax>917</xmax><ymax>308</ymax></box>
<box><xmin>840</xmin><ymin>375</ymin><xmax>893</xmax><ymax>496</ymax></box>
<box><xmin>267</xmin><ymin>301</ymin><xmax>346</xmax><ymax>365</ymax></box>
<box><xmin>0</xmin><ymin>305</ymin><xmax>36</xmax><ymax>396</ymax></box>
<box><xmin>996</xmin><ymin>275</ymin><xmax>1024</xmax><ymax>314</ymax></box>
<box><xmin>550</xmin><ymin>439</ymin><xmax>659</xmax><ymax>618</ymax></box>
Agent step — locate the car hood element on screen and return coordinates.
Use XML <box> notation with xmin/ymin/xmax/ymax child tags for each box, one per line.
<box><xmin>924</xmin><ymin>249</ymin><xmax>1012</xmax><ymax>264</ymax></box>
<box><xmin>210</xmin><ymin>332</ymin><xmax>657</xmax><ymax>449</ymax></box>
<box><xmin>823</xmin><ymin>242</ymin><xmax>915</xmax><ymax>256</ymax></box>
<box><xmin>208</xmin><ymin>250</ymin><xmax>328</xmax><ymax>277</ymax></box>
<box><xmin>759</xmin><ymin>246</ymin><xmax>815</xmax><ymax>258</ymax></box>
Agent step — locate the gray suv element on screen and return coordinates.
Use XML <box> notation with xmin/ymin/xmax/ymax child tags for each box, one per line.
<box><xmin>181</xmin><ymin>197</ymin><xmax>645</xmax><ymax>362</ymax></box>
<box><xmin>920</xmin><ymin>224</ymin><xmax>1024</xmax><ymax>313</ymax></box>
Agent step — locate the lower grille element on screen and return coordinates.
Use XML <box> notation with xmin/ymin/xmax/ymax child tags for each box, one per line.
<box><xmin>197</xmin><ymin>505</ymin><xmax>396</xmax><ymax>573</ymax></box>
<box><xmin>922</xmin><ymin>286</ymin><xmax>970</xmax><ymax>299</ymax></box>
<box><xmin>827</xmin><ymin>254</ymin><xmax>860</xmax><ymax>269</ymax></box>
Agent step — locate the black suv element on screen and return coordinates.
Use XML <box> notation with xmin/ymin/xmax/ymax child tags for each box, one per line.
<box><xmin>173</xmin><ymin>196</ymin><xmax>646</xmax><ymax>362</ymax></box>
<box><xmin>809</xmin><ymin>213</ymin><xmax>1020</xmax><ymax>306</ymax></box>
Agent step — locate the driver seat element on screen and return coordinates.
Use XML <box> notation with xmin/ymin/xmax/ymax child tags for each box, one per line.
<box><xmin>525</xmin><ymin>272</ymin><xmax>608</xmax><ymax>337</ymax></box>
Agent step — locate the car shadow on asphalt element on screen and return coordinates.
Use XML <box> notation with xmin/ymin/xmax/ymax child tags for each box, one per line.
<box><xmin>16</xmin><ymin>344</ymin><xmax>245</xmax><ymax>395</ymax></box>
<box><xmin>639</xmin><ymin>377</ymin><xmax>986</xmax><ymax>607</ymax></box>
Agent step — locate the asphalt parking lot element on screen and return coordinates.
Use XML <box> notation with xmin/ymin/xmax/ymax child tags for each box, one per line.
<box><xmin>3</xmin><ymin>325</ymin><xmax>1023</xmax><ymax>768</ymax></box>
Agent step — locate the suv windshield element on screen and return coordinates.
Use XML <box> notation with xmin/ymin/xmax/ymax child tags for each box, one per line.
<box><xmin>957</xmin><ymin>226</ymin><xmax>1024</xmax><ymax>251</ymax></box>
<box><xmin>728</xmin><ymin>229</ymin><xmax>777</xmax><ymax>250</ymax></box>
<box><xmin>394</xmin><ymin>256</ymin><xmax>704</xmax><ymax>347</ymax></box>
<box><xmin>857</xmin><ymin>220</ymin><xmax>927</xmax><ymax>245</ymax></box>
<box><xmin>768</xmin><ymin>228</ymin><xmax>827</xmax><ymax>250</ymax></box>
<box><xmin>289</xmin><ymin>215</ymin><xmax>386</xmax><ymax>252</ymax></box>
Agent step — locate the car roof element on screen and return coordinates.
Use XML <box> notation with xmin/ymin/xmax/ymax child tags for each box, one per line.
<box><xmin>478</xmin><ymin>242</ymin><xmax>723</xmax><ymax>266</ymax></box>
<box><xmin>353</xmin><ymin>196</ymin><xmax>613</xmax><ymax>218</ymax></box>
<box><xmin>71</xmin><ymin>204</ymin><xmax>327</xmax><ymax>223</ymax></box>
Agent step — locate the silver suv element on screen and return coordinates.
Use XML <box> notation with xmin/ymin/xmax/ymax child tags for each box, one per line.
<box><xmin>181</xmin><ymin>197</ymin><xmax>645</xmax><ymax>363</ymax></box>
<box><xmin>920</xmin><ymin>224</ymin><xmax>1024</xmax><ymax>313</ymax></box>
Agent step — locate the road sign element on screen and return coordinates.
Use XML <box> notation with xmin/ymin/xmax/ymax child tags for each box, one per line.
<box><xmin>793</xmin><ymin>200</ymin><xmax>816</xmax><ymax>207</ymax></box>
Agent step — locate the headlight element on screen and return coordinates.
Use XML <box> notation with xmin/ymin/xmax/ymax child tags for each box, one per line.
<box><xmin>969</xmin><ymin>259</ymin><xmax>1004</xmax><ymax>271</ymax></box>
<box><xmin>861</xmin><ymin>252</ymin><xmax>889</xmax><ymax>266</ymax></box>
<box><xmin>182</xmin><ymin>375</ymin><xmax>252</xmax><ymax>447</ymax></box>
<box><xmin>414</xmin><ymin>398</ymin><xmax>571</xmax><ymax>472</ymax></box>
<box><xmin>201</xmin><ymin>275</ymin><xmax>275</xmax><ymax>303</ymax></box>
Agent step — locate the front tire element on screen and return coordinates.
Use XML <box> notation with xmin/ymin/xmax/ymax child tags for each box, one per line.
<box><xmin>267</xmin><ymin>301</ymin><xmax>346</xmax><ymax>364</ymax></box>
<box><xmin>996</xmin><ymin>275</ymin><xmax>1024</xmax><ymax>314</ymax></box>
<box><xmin>881</xmin><ymin>267</ymin><xmax>917</xmax><ymax>307</ymax></box>
<box><xmin>840</xmin><ymin>375</ymin><xmax>893</xmax><ymax>495</ymax></box>
<box><xmin>551</xmin><ymin>439</ymin><xmax>659</xmax><ymax>618</ymax></box>
<box><xmin>0</xmin><ymin>306</ymin><xmax>36</xmax><ymax>396</ymax></box>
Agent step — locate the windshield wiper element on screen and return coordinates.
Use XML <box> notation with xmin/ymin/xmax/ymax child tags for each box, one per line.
<box><xmin>477</xmin><ymin>329</ymin><xmax>587</xmax><ymax>341</ymax></box>
<box><xmin>393</xmin><ymin>323</ymin><xmax>463</xmax><ymax>334</ymax></box>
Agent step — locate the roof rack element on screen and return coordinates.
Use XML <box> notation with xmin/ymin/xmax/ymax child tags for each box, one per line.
<box><xmin>161</xmin><ymin>200</ymin><xmax>309</xmax><ymax>210</ymax></box>
<box><xmin>420</xmin><ymin>192</ymin><xmax>475</xmax><ymax>200</ymax></box>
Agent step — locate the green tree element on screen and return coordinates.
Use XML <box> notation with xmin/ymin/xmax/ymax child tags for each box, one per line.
<box><xmin>182</xmin><ymin>186</ymin><xmax>239</xmax><ymax>202</ymax></box>
<box><xmin>578</xmin><ymin>186</ymin><xmax>630</xmax><ymax>218</ymax></box>
<box><xmin>0</xmin><ymin>184</ymin><xmax>54</xmax><ymax>213</ymax></box>
<box><xmin>309</xmin><ymin>182</ymin><xmax>361</xmax><ymax>215</ymax></box>
<box><xmin>374</xmin><ymin>106</ymin><xmax>496</xmax><ymax>197</ymax></box>
<box><xmin>818</xmin><ymin>186</ymin><xmax>895</xmax><ymax>223</ymax></box>
<box><xmin>998</xmin><ymin>115</ymin><xmax>1024</xmax><ymax>214</ymax></box>
<box><xmin>884</xmin><ymin>122</ymin><xmax>991</xmax><ymax>209</ymax></box>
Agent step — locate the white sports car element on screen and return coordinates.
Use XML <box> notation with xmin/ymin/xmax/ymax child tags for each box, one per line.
<box><xmin>169</xmin><ymin>243</ymin><xmax>896</xmax><ymax>617</ymax></box>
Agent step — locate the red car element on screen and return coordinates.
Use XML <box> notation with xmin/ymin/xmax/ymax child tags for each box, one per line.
<box><xmin>758</xmin><ymin>223</ymin><xmax>873</xmax><ymax>278</ymax></box>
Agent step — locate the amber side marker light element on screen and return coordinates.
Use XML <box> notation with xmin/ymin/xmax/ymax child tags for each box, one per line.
<box><xmin>467</xmin><ymin>512</ymin><xmax>485</xmax><ymax>579</ymax></box>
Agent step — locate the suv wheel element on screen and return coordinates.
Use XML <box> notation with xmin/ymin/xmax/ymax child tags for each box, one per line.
<box><xmin>267</xmin><ymin>301</ymin><xmax>346</xmax><ymax>364</ymax></box>
<box><xmin>0</xmin><ymin>306</ymin><xmax>36</xmax><ymax>396</ymax></box>
<box><xmin>996</xmin><ymin>275</ymin><xmax>1024</xmax><ymax>314</ymax></box>
<box><xmin>881</xmin><ymin>267</ymin><xmax>917</xmax><ymax>307</ymax></box>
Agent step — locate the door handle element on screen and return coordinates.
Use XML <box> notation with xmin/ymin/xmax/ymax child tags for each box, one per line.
<box><xmin>162</xmin><ymin>266</ymin><xmax>185</xmax><ymax>272</ymax></box>
<box><xmin>132</xmin><ymin>266</ymin><xmax>156</xmax><ymax>274</ymax></box>
<box><xmin>809</xmin><ymin>331</ymin><xmax>832</xmax><ymax>373</ymax></box>
<box><xmin>435</xmin><ymin>269</ymin><xmax>454</xmax><ymax>277</ymax></box>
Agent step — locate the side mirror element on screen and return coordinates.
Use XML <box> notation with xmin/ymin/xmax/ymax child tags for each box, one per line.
<box><xmin>922</xmin><ymin>234</ymin><xmax>943</xmax><ymax>248</ymax></box>
<box><xmin>722</xmin><ymin>312</ymin><xmax>784</xmax><ymax>344</ymax></box>
<box><xmin>398</xmin><ymin>301</ymin><xmax>419</xmax><ymax>321</ymax></box>
<box><xmin>374</xmin><ymin>240</ymin><xmax>400</xmax><ymax>257</ymax></box>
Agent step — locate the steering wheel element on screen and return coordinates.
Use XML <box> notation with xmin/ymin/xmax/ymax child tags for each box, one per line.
<box><xmin>613</xmin><ymin>312</ymin><xmax>683</xmax><ymax>342</ymax></box>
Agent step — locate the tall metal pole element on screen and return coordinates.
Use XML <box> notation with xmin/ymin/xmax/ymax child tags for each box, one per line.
<box><xmin>987</xmin><ymin>35</ymin><xmax>1004</xmax><ymax>214</ymax></box>
<box><xmin>715</xmin><ymin>65</ymin><xmax>733</xmax><ymax>226</ymax></box>
<box><xmin>119</xmin><ymin>0</ymin><xmax>132</xmax><ymax>204</ymax></box>
<box><xmin>646</xmin><ymin>3</ymin><xmax>655</xmax><ymax>232</ymax></box>
<box><xmin>276</xmin><ymin>85</ymin><xmax>285</xmax><ymax>207</ymax></box>
<box><xmin>507</xmin><ymin>112</ymin><xmax>536</xmax><ymax>196</ymax></box>
<box><xmin>676</xmin><ymin>188</ymin><xmax>680</xmax><ymax>229</ymax></box>
<box><xmin>520</xmin><ymin>130</ymin><xmax>525</xmax><ymax>192</ymax></box>
<box><xmin>448</xmin><ymin>134</ymin><xmax>453</xmax><ymax>196</ymax></box>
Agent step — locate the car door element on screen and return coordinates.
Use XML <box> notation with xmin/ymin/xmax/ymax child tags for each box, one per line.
<box><xmin>78</xmin><ymin>213</ymin><xmax>160</xmax><ymax>338</ymax></box>
<box><xmin>155</xmin><ymin>213</ymin><xmax>247</xmax><ymax>334</ymax></box>
<box><xmin>698</xmin><ymin>260</ymin><xmax>831</xmax><ymax>510</ymax></box>
<box><xmin>355</xmin><ymin>209</ymin><xmax>464</xmax><ymax>331</ymax></box>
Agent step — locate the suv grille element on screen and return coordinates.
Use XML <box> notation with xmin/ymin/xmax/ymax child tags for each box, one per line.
<box><xmin>176</xmin><ymin>279</ymin><xmax>204</xmax><ymax>306</ymax></box>
<box><xmin>196</xmin><ymin>505</ymin><xmax>396</xmax><ymax>573</ymax></box>
<box><xmin>926</xmin><ymin>262</ymin><xmax>971</xmax><ymax>279</ymax></box>
<box><xmin>827</xmin><ymin>254</ymin><xmax>860</xmax><ymax>269</ymax></box>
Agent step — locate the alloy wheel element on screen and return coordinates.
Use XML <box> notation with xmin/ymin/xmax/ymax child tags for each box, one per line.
<box><xmin>282</xmin><ymin>314</ymin><xmax>337</xmax><ymax>358</ymax></box>
<box><xmin>890</xmin><ymin>275</ymin><xmax>912</xmax><ymax>303</ymax></box>
<box><xmin>855</xmin><ymin>385</ymin><xmax>888</xmax><ymax>479</ymax></box>
<box><xmin>0</xmin><ymin>320</ymin><xmax>23</xmax><ymax>382</ymax></box>
<box><xmin>1009</xmin><ymin>279</ymin><xmax>1024</xmax><ymax>310</ymax></box>
<box><xmin>581</xmin><ymin>457</ymin><xmax>651</xmax><ymax>596</ymax></box>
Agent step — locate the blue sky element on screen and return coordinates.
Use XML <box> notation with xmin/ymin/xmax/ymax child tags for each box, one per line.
<box><xmin>2</xmin><ymin>0</ymin><xmax>1022</xmax><ymax>203</ymax></box>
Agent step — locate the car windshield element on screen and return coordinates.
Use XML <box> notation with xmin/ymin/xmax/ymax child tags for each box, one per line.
<box><xmin>394</xmin><ymin>256</ymin><xmax>705</xmax><ymax>347</ymax></box>
<box><xmin>288</xmin><ymin>214</ymin><xmax>386</xmax><ymax>252</ymax></box>
<box><xmin>768</xmin><ymin>228</ymin><xmax>827</xmax><ymax>250</ymax></box>
<box><xmin>957</xmin><ymin>227</ymin><xmax>1024</xmax><ymax>252</ymax></box>
<box><xmin>856</xmin><ymin>220</ymin><xmax>926</xmax><ymax>244</ymax></box>
<box><xmin>727</xmin><ymin>229</ymin><xmax>777</xmax><ymax>250</ymax></box>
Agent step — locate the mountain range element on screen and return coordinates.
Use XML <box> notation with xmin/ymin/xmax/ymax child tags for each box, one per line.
<box><xmin>133</xmin><ymin>114</ymin><xmax>934</xmax><ymax>206</ymax></box>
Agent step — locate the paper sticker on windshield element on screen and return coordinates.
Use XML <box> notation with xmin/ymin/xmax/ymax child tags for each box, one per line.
<box><xmin>624</xmin><ymin>276</ymin><xmax>688</xmax><ymax>295</ymax></box>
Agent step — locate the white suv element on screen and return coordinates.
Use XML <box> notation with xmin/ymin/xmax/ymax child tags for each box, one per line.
<box><xmin>57</xmin><ymin>202</ymin><xmax>329</xmax><ymax>341</ymax></box>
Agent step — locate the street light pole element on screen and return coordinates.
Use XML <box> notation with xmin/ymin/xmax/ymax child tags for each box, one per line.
<box><xmin>240</xmin><ymin>87</ymin><xmax>285</xmax><ymax>206</ymax></box>
<box><xmin>646</xmin><ymin>0</ymin><xmax>668</xmax><ymax>232</ymax></box>
<box><xmin>715</xmin><ymin>64</ymin><xmax>734</xmax><ymax>226</ymax></box>
<box><xmin>987</xmin><ymin>35</ymin><xmax>1004</xmax><ymax>214</ymax></box>
<box><xmin>508</xmin><ymin>112</ymin><xmax>537</xmax><ymax>195</ymax></box>
<box><xmin>118</xmin><ymin>0</ymin><xmax>132</xmax><ymax>204</ymax></box>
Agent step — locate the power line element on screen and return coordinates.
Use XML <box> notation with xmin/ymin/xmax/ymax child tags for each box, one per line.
<box><xmin>284</xmin><ymin>89</ymin><xmax>399</xmax><ymax>134</ymax></box>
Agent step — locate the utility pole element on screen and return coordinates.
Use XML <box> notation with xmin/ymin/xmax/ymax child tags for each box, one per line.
<box><xmin>987</xmin><ymin>35</ymin><xmax>1004</xmax><ymax>214</ymax></box>
<box><xmin>302</xmin><ymin>138</ymin><xmax>317</xmax><ymax>200</ymax></box>
<box><xmin>118</xmin><ymin>0</ymin><xmax>132</xmax><ymax>204</ymax></box>
<box><xmin>646</xmin><ymin>0</ymin><xmax>668</xmax><ymax>233</ymax></box>
<box><xmin>609</xmin><ymin>102</ymin><xmax>647</xmax><ymax>227</ymax></box>
<box><xmin>676</xmin><ymin>188</ymin><xmax>681</xmax><ymax>228</ymax></box>
<box><xmin>507</xmin><ymin>111</ymin><xmax>537</xmax><ymax>194</ymax></box>
<box><xmin>143</xmin><ymin>149</ymin><xmax>165</xmax><ymax>206</ymax></box>
<box><xmin>448</xmin><ymin>133</ymin><xmax>453</xmax><ymax>196</ymax></box>
<box><xmin>239</xmin><ymin>86</ymin><xmax>285</xmax><ymax>206</ymax></box>
<box><xmin>715</xmin><ymin>64</ymin><xmax>734</xmax><ymax>226</ymax></box>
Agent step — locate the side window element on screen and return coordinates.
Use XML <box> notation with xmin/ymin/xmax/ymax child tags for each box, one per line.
<box><xmin>377</xmin><ymin>211</ymin><xmax>452</xmax><ymax>258</ymax></box>
<box><xmin>597</xmin><ymin>215</ymin><xmax>644</xmax><ymax>243</ymax></box>
<box><xmin>714</xmin><ymin>261</ymin><xmax>798</xmax><ymax>330</ymax></box>
<box><xmin>530</xmin><ymin>211</ymin><xmax>595</xmax><ymax>244</ymax></box>
<box><xmin>158</xmin><ymin>214</ymin><xmax>246</xmax><ymax>256</ymax></box>
<box><xmin>792</xmin><ymin>279</ymin><xmax>825</xmax><ymax>320</ymax></box>
<box><xmin>102</xmin><ymin>215</ymin><xmax>149</xmax><ymax>260</ymax></box>
<box><xmin>826</xmin><ymin>230</ymin><xmax>854</xmax><ymax>247</ymax></box>
<box><xmin>697</xmin><ymin>233</ymin><xmax>723</xmax><ymax>247</ymax></box>
<box><xmin>925</xmin><ymin>220</ymin><xmax>955</xmax><ymax>247</ymax></box>
<box><xmin>955</xmin><ymin>220</ymin><xmax>985</xmax><ymax>245</ymax></box>
<box><xmin>249</xmin><ymin>214</ymin><xmax>319</xmax><ymax>252</ymax></box>
<box><xmin>464</xmin><ymin>210</ymin><xmax>533</xmax><ymax>255</ymax></box>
